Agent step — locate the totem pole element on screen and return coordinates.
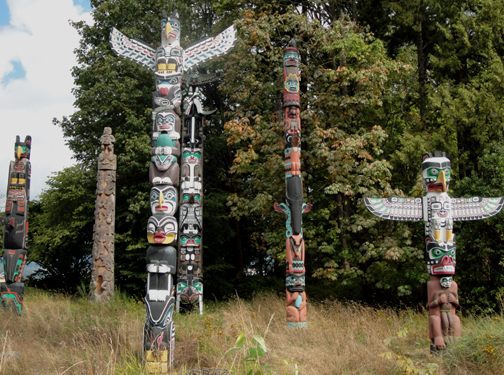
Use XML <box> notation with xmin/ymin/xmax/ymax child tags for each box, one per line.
<box><xmin>110</xmin><ymin>9</ymin><xmax>236</xmax><ymax>372</ymax></box>
<box><xmin>0</xmin><ymin>135</ymin><xmax>31</xmax><ymax>315</ymax></box>
<box><xmin>274</xmin><ymin>40</ymin><xmax>312</xmax><ymax>328</ymax></box>
<box><xmin>90</xmin><ymin>128</ymin><xmax>116</xmax><ymax>302</ymax></box>
<box><xmin>176</xmin><ymin>85</ymin><xmax>215</xmax><ymax>315</ymax></box>
<box><xmin>364</xmin><ymin>151</ymin><xmax>504</xmax><ymax>351</ymax></box>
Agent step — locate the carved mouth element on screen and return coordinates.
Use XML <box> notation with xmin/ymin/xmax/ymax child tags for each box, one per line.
<box><xmin>428</xmin><ymin>182</ymin><xmax>445</xmax><ymax>192</ymax></box>
<box><xmin>154</xmin><ymin>232</ymin><xmax>166</xmax><ymax>243</ymax></box>
<box><xmin>433</xmin><ymin>265</ymin><xmax>455</xmax><ymax>274</ymax></box>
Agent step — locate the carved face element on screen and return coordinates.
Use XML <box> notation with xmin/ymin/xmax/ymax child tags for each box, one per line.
<box><xmin>152</xmin><ymin>154</ymin><xmax>177</xmax><ymax>171</ymax></box>
<box><xmin>154</xmin><ymin>110</ymin><xmax>177</xmax><ymax>134</ymax></box>
<box><xmin>150</xmin><ymin>186</ymin><xmax>177</xmax><ymax>215</ymax></box>
<box><xmin>422</xmin><ymin>154</ymin><xmax>451</xmax><ymax>192</ymax></box>
<box><xmin>426</xmin><ymin>242</ymin><xmax>456</xmax><ymax>275</ymax></box>
<box><xmin>181</xmin><ymin>193</ymin><xmax>201</xmax><ymax>204</ymax></box>
<box><xmin>182</xmin><ymin>148</ymin><xmax>202</xmax><ymax>164</ymax></box>
<box><xmin>283</xmin><ymin>50</ymin><xmax>299</xmax><ymax>67</ymax></box>
<box><xmin>156</xmin><ymin>46</ymin><xmax>183</xmax><ymax>74</ymax></box>
<box><xmin>286</xmin><ymin>274</ymin><xmax>305</xmax><ymax>293</ymax></box>
<box><xmin>154</xmin><ymin>76</ymin><xmax>182</xmax><ymax>108</ymax></box>
<box><xmin>14</xmin><ymin>135</ymin><xmax>31</xmax><ymax>160</ymax></box>
<box><xmin>147</xmin><ymin>214</ymin><xmax>178</xmax><ymax>244</ymax></box>
<box><xmin>177</xmin><ymin>278</ymin><xmax>202</xmax><ymax>304</ymax></box>
<box><xmin>161</xmin><ymin>19</ymin><xmax>180</xmax><ymax>45</ymax></box>
<box><xmin>180</xmin><ymin>234</ymin><xmax>201</xmax><ymax>248</ymax></box>
<box><xmin>284</xmin><ymin>73</ymin><xmax>299</xmax><ymax>93</ymax></box>
<box><xmin>440</xmin><ymin>276</ymin><xmax>453</xmax><ymax>288</ymax></box>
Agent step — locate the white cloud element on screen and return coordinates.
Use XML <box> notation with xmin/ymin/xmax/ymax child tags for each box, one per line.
<box><xmin>0</xmin><ymin>0</ymin><xmax>93</xmax><ymax>201</ymax></box>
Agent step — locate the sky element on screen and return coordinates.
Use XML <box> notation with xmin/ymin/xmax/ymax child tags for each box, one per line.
<box><xmin>0</xmin><ymin>0</ymin><xmax>93</xmax><ymax>206</ymax></box>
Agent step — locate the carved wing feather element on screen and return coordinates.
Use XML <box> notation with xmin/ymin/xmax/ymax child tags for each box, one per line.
<box><xmin>184</xmin><ymin>25</ymin><xmax>237</xmax><ymax>71</ymax></box>
<box><xmin>451</xmin><ymin>197</ymin><xmax>504</xmax><ymax>221</ymax></box>
<box><xmin>109</xmin><ymin>28</ymin><xmax>156</xmax><ymax>71</ymax></box>
<box><xmin>364</xmin><ymin>197</ymin><xmax>423</xmax><ymax>221</ymax></box>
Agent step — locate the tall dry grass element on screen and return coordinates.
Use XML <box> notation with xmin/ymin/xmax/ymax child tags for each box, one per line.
<box><xmin>0</xmin><ymin>288</ymin><xmax>502</xmax><ymax>374</ymax></box>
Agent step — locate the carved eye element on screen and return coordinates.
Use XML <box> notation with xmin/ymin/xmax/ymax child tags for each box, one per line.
<box><xmin>434</xmin><ymin>249</ymin><xmax>442</xmax><ymax>256</ymax></box>
<box><xmin>432</xmin><ymin>203</ymin><xmax>442</xmax><ymax>210</ymax></box>
<box><xmin>451</xmin><ymin>250</ymin><xmax>455</xmax><ymax>256</ymax></box>
<box><xmin>147</xmin><ymin>223</ymin><xmax>155</xmax><ymax>233</ymax></box>
<box><xmin>164</xmin><ymin>222</ymin><xmax>175</xmax><ymax>232</ymax></box>
<box><xmin>431</xmin><ymin>168</ymin><xmax>438</xmax><ymax>175</ymax></box>
<box><xmin>445</xmin><ymin>168</ymin><xmax>450</xmax><ymax>175</ymax></box>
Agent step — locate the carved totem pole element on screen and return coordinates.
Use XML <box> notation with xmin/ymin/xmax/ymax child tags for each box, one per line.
<box><xmin>364</xmin><ymin>151</ymin><xmax>504</xmax><ymax>351</ymax></box>
<box><xmin>274</xmin><ymin>41</ymin><xmax>312</xmax><ymax>328</ymax></box>
<box><xmin>0</xmin><ymin>135</ymin><xmax>31</xmax><ymax>315</ymax></box>
<box><xmin>176</xmin><ymin>85</ymin><xmax>215</xmax><ymax>315</ymax></box>
<box><xmin>110</xmin><ymin>9</ymin><xmax>236</xmax><ymax>371</ymax></box>
<box><xmin>90</xmin><ymin>128</ymin><xmax>116</xmax><ymax>302</ymax></box>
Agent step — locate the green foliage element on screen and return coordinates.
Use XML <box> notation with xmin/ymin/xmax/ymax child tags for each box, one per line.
<box><xmin>28</xmin><ymin>166</ymin><xmax>95</xmax><ymax>292</ymax></box>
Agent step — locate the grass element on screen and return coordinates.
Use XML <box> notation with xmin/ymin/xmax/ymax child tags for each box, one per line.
<box><xmin>0</xmin><ymin>288</ymin><xmax>502</xmax><ymax>374</ymax></box>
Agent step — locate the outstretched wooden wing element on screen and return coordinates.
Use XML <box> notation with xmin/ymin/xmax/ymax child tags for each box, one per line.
<box><xmin>184</xmin><ymin>25</ymin><xmax>237</xmax><ymax>71</ymax></box>
<box><xmin>109</xmin><ymin>28</ymin><xmax>156</xmax><ymax>71</ymax></box>
<box><xmin>451</xmin><ymin>197</ymin><xmax>504</xmax><ymax>221</ymax></box>
<box><xmin>364</xmin><ymin>197</ymin><xmax>423</xmax><ymax>221</ymax></box>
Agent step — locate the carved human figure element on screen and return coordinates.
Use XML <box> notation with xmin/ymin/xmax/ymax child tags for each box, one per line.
<box><xmin>427</xmin><ymin>276</ymin><xmax>461</xmax><ymax>350</ymax></box>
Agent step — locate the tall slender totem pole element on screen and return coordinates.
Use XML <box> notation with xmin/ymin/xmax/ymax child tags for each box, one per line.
<box><xmin>176</xmin><ymin>85</ymin><xmax>215</xmax><ymax>315</ymax></box>
<box><xmin>110</xmin><ymin>9</ymin><xmax>236</xmax><ymax>371</ymax></box>
<box><xmin>90</xmin><ymin>127</ymin><xmax>116</xmax><ymax>302</ymax></box>
<box><xmin>0</xmin><ymin>135</ymin><xmax>31</xmax><ymax>315</ymax></box>
<box><xmin>274</xmin><ymin>41</ymin><xmax>312</xmax><ymax>328</ymax></box>
<box><xmin>364</xmin><ymin>152</ymin><xmax>504</xmax><ymax>351</ymax></box>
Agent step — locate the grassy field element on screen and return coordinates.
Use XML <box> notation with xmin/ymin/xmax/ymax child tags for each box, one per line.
<box><xmin>0</xmin><ymin>288</ymin><xmax>502</xmax><ymax>374</ymax></box>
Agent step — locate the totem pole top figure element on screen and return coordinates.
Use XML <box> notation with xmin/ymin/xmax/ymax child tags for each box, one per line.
<box><xmin>14</xmin><ymin>135</ymin><xmax>31</xmax><ymax>161</ymax></box>
<box><xmin>110</xmin><ymin>10</ymin><xmax>237</xmax><ymax>104</ymax></box>
<box><xmin>365</xmin><ymin>151</ymin><xmax>504</xmax><ymax>277</ymax></box>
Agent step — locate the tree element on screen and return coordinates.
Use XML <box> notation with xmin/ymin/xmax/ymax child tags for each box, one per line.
<box><xmin>28</xmin><ymin>166</ymin><xmax>95</xmax><ymax>291</ymax></box>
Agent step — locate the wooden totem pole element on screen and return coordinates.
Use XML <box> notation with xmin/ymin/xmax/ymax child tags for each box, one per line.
<box><xmin>110</xmin><ymin>9</ymin><xmax>236</xmax><ymax>372</ymax></box>
<box><xmin>90</xmin><ymin>127</ymin><xmax>116</xmax><ymax>302</ymax></box>
<box><xmin>176</xmin><ymin>84</ymin><xmax>215</xmax><ymax>315</ymax></box>
<box><xmin>0</xmin><ymin>135</ymin><xmax>31</xmax><ymax>315</ymax></box>
<box><xmin>364</xmin><ymin>151</ymin><xmax>504</xmax><ymax>351</ymax></box>
<box><xmin>274</xmin><ymin>41</ymin><xmax>312</xmax><ymax>328</ymax></box>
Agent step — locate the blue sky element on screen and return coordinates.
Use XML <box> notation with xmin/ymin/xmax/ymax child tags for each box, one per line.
<box><xmin>0</xmin><ymin>0</ymin><xmax>91</xmax><ymax>84</ymax></box>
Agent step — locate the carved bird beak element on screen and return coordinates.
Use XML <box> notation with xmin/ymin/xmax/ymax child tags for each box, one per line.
<box><xmin>436</xmin><ymin>170</ymin><xmax>447</xmax><ymax>192</ymax></box>
<box><xmin>165</xmin><ymin>22</ymin><xmax>172</xmax><ymax>40</ymax></box>
<box><xmin>16</xmin><ymin>146</ymin><xmax>22</xmax><ymax>159</ymax></box>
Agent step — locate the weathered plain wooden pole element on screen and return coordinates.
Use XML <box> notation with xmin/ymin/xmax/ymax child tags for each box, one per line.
<box><xmin>90</xmin><ymin>127</ymin><xmax>116</xmax><ymax>302</ymax></box>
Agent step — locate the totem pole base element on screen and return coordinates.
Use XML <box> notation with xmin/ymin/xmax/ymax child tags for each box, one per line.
<box><xmin>0</xmin><ymin>282</ymin><xmax>24</xmax><ymax>315</ymax></box>
<box><xmin>144</xmin><ymin>350</ymin><xmax>169</xmax><ymax>374</ymax></box>
<box><xmin>287</xmin><ymin>322</ymin><xmax>307</xmax><ymax>329</ymax></box>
